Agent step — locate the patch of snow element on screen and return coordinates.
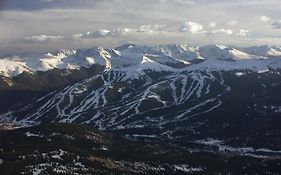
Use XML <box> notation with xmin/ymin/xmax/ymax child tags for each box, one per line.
<box><xmin>25</xmin><ymin>132</ymin><xmax>44</xmax><ymax>138</ymax></box>
<box><xmin>197</xmin><ymin>138</ymin><xmax>281</xmax><ymax>157</ymax></box>
<box><xmin>101</xmin><ymin>146</ymin><xmax>109</xmax><ymax>151</ymax></box>
<box><xmin>32</xmin><ymin>167</ymin><xmax>45</xmax><ymax>175</ymax></box>
<box><xmin>235</xmin><ymin>72</ymin><xmax>246</xmax><ymax>76</ymax></box>
<box><xmin>131</xmin><ymin>134</ymin><xmax>158</xmax><ymax>138</ymax></box>
<box><xmin>258</xmin><ymin>69</ymin><xmax>269</xmax><ymax>73</ymax></box>
<box><xmin>174</xmin><ymin>165</ymin><xmax>203</xmax><ymax>173</ymax></box>
<box><xmin>230</xmin><ymin>49</ymin><xmax>259</xmax><ymax>60</ymax></box>
<box><xmin>199</xmin><ymin>138</ymin><xmax>223</xmax><ymax>145</ymax></box>
<box><xmin>263</xmin><ymin>105</ymin><xmax>281</xmax><ymax>113</ymax></box>
<box><xmin>256</xmin><ymin>148</ymin><xmax>281</xmax><ymax>153</ymax></box>
<box><xmin>51</xmin><ymin>149</ymin><xmax>67</xmax><ymax>160</ymax></box>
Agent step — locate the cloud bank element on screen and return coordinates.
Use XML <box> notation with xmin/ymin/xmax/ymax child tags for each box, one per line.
<box><xmin>0</xmin><ymin>0</ymin><xmax>281</xmax><ymax>54</ymax></box>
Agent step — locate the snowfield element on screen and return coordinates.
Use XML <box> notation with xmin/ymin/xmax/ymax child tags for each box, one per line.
<box><xmin>0</xmin><ymin>44</ymin><xmax>281</xmax><ymax>78</ymax></box>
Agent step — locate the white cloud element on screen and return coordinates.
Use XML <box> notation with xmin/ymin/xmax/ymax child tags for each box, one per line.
<box><xmin>169</xmin><ymin>0</ymin><xmax>195</xmax><ymax>5</ymax></box>
<box><xmin>72</xmin><ymin>33</ymin><xmax>84</xmax><ymax>40</ymax></box>
<box><xmin>236</xmin><ymin>29</ymin><xmax>249</xmax><ymax>36</ymax></box>
<box><xmin>25</xmin><ymin>35</ymin><xmax>64</xmax><ymax>42</ymax></box>
<box><xmin>211</xmin><ymin>28</ymin><xmax>233</xmax><ymax>35</ymax></box>
<box><xmin>73</xmin><ymin>30</ymin><xmax>111</xmax><ymax>39</ymax></box>
<box><xmin>137</xmin><ymin>25</ymin><xmax>166</xmax><ymax>33</ymax></box>
<box><xmin>73</xmin><ymin>28</ymin><xmax>137</xmax><ymax>39</ymax></box>
<box><xmin>180</xmin><ymin>22</ymin><xmax>204</xmax><ymax>34</ymax></box>
<box><xmin>272</xmin><ymin>20</ymin><xmax>281</xmax><ymax>29</ymax></box>
<box><xmin>226</xmin><ymin>20</ymin><xmax>238</xmax><ymax>26</ymax></box>
<box><xmin>208</xmin><ymin>22</ymin><xmax>217</xmax><ymax>28</ymax></box>
<box><xmin>72</xmin><ymin>25</ymin><xmax>167</xmax><ymax>40</ymax></box>
<box><xmin>112</xmin><ymin>28</ymin><xmax>138</xmax><ymax>36</ymax></box>
<box><xmin>260</xmin><ymin>16</ymin><xmax>270</xmax><ymax>22</ymax></box>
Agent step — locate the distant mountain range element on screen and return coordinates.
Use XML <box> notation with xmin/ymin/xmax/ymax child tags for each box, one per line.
<box><xmin>1</xmin><ymin>44</ymin><xmax>281</xmax><ymax>78</ymax></box>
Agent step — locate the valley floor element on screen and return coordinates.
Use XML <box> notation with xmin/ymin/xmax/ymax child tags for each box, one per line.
<box><xmin>0</xmin><ymin>124</ymin><xmax>281</xmax><ymax>174</ymax></box>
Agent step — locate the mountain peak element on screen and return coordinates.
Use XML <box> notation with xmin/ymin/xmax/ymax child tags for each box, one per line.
<box><xmin>115</xmin><ymin>43</ymin><xmax>137</xmax><ymax>50</ymax></box>
<box><xmin>241</xmin><ymin>45</ymin><xmax>281</xmax><ymax>57</ymax></box>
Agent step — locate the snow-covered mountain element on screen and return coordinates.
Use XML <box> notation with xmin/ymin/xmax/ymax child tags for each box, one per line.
<box><xmin>0</xmin><ymin>44</ymin><xmax>281</xmax><ymax>78</ymax></box>
<box><xmin>1</xmin><ymin>44</ymin><xmax>281</xmax><ymax>153</ymax></box>
<box><xmin>240</xmin><ymin>45</ymin><xmax>281</xmax><ymax>57</ymax></box>
<box><xmin>199</xmin><ymin>45</ymin><xmax>262</xmax><ymax>60</ymax></box>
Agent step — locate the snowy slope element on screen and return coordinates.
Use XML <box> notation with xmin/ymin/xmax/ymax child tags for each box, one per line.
<box><xmin>0</xmin><ymin>44</ymin><xmax>281</xmax><ymax>77</ymax></box>
<box><xmin>199</xmin><ymin>45</ymin><xmax>261</xmax><ymax>60</ymax></box>
<box><xmin>241</xmin><ymin>45</ymin><xmax>281</xmax><ymax>57</ymax></box>
<box><xmin>0</xmin><ymin>58</ymin><xmax>31</xmax><ymax>77</ymax></box>
<box><xmin>153</xmin><ymin>44</ymin><xmax>204</xmax><ymax>62</ymax></box>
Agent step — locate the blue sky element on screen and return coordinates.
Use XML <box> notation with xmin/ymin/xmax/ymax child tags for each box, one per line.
<box><xmin>0</xmin><ymin>0</ymin><xmax>281</xmax><ymax>54</ymax></box>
